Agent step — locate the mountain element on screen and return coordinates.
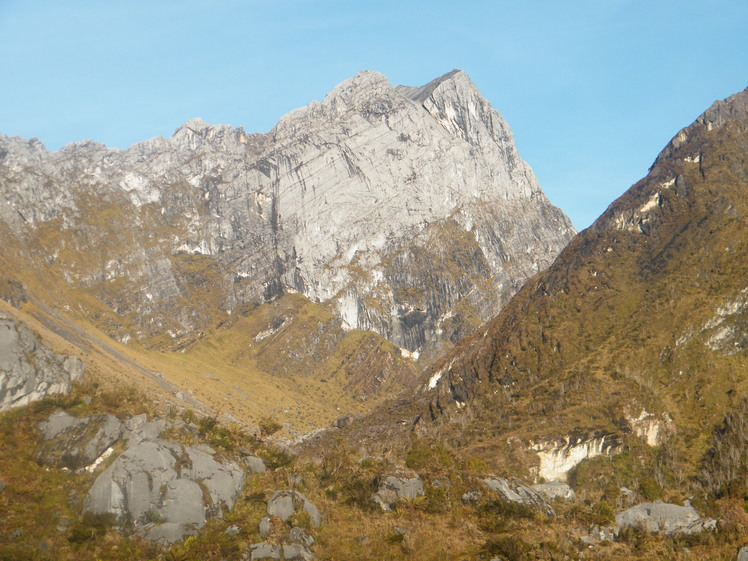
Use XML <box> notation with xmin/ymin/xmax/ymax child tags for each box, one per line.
<box><xmin>0</xmin><ymin>70</ymin><xmax>572</xmax><ymax>358</ymax></box>
<box><xmin>0</xmin><ymin>70</ymin><xmax>573</xmax><ymax>424</ymax></box>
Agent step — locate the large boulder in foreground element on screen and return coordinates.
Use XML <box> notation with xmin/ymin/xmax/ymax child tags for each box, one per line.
<box><xmin>615</xmin><ymin>502</ymin><xmax>717</xmax><ymax>535</ymax></box>
<box><xmin>84</xmin><ymin>438</ymin><xmax>245</xmax><ymax>543</ymax></box>
<box><xmin>0</xmin><ymin>311</ymin><xmax>84</xmax><ymax>411</ymax></box>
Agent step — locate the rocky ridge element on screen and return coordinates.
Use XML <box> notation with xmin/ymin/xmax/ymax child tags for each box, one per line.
<box><xmin>0</xmin><ymin>69</ymin><xmax>573</xmax><ymax>362</ymax></box>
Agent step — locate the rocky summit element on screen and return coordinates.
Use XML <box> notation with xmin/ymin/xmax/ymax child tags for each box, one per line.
<box><xmin>0</xmin><ymin>70</ymin><xmax>573</xmax><ymax>365</ymax></box>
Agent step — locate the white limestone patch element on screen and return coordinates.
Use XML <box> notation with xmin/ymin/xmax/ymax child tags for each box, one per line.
<box><xmin>82</xmin><ymin>446</ymin><xmax>115</xmax><ymax>473</ymax></box>
<box><xmin>626</xmin><ymin>410</ymin><xmax>672</xmax><ymax>446</ymax></box>
<box><xmin>531</xmin><ymin>434</ymin><xmax>621</xmax><ymax>482</ymax></box>
<box><xmin>427</xmin><ymin>368</ymin><xmax>444</xmax><ymax>390</ymax></box>
<box><xmin>679</xmin><ymin>287</ymin><xmax>748</xmax><ymax>354</ymax></box>
<box><xmin>639</xmin><ymin>192</ymin><xmax>661</xmax><ymax>214</ymax></box>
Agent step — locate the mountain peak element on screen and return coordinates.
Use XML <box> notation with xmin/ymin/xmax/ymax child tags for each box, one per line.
<box><xmin>322</xmin><ymin>70</ymin><xmax>391</xmax><ymax>104</ymax></box>
<box><xmin>394</xmin><ymin>69</ymin><xmax>467</xmax><ymax>103</ymax></box>
<box><xmin>655</xmin><ymin>87</ymin><xmax>748</xmax><ymax>166</ymax></box>
<box><xmin>696</xmin><ymin>86</ymin><xmax>748</xmax><ymax>130</ymax></box>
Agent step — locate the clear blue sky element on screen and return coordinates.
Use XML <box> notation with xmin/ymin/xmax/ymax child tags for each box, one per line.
<box><xmin>1</xmin><ymin>0</ymin><xmax>746</xmax><ymax>229</ymax></box>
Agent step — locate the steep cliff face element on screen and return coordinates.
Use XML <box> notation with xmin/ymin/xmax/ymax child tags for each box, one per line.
<box><xmin>416</xmin><ymin>87</ymin><xmax>748</xmax><ymax>471</ymax></box>
<box><xmin>0</xmin><ymin>70</ymin><xmax>573</xmax><ymax>361</ymax></box>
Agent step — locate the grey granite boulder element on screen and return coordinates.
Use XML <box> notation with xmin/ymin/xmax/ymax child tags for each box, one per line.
<box><xmin>282</xmin><ymin>543</ymin><xmax>314</xmax><ymax>560</ymax></box>
<box><xmin>37</xmin><ymin>411</ymin><xmax>122</xmax><ymax>470</ymax></box>
<box><xmin>259</xmin><ymin>516</ymin><xmax>272</xmax><ymax>537</ymax></box>
<box><xmin>373</xmin><ymin>473</ymin><xmax>424</xmax><ymax>511</ymax></box>
<box><xmin>84</xmin><ymin>438</ymin><xmax>245</xmax><ymax>543</ymax></box>
<box><xmin>483</xmin><ymin>476</ymin><xmax>555</xmax><ymax>516</ymax></box>
<box><xmin>248</xmin><ymin>543</ymin><xmax>281</xmax><ymax>560</ymax></box>
<box><xmin>738</xmin><ymin>546</ymin><xmax>748</xmax><ymax>561</ymax></box>
<box><xmin>531</xmin><ymin>481</ymin><xmax>576</xmax><ymax>501</ymax></box>
<box><xmin>267</xmin><ymin>490</ymin><xmax>321</xmax><ymax>527</ymax></box>
<box><xmin>0</xmin><ymin>311</ymin><xmax>84</xmax><ymax>411</ymax></box>
<box><xmin>615</xmin><ymin>502</ymin><xmax>716</xmax><ymax>535</ymax></box>
<box><xmin>289</xmin><ymin>526</ymin><xmax>315</xmax><ymax>547</ymax></box>
<box><xmin>243</xmin><ymin>454</ymin><xmax>267</xmax><ymax>474</ymax></box>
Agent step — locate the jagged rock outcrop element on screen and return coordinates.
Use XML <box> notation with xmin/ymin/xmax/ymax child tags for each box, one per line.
<box><xmin>0</xmin><ymin>70</ymin><xmax>573</xmax><ymax>361</ymax></box>
<box><xmin>531</xmin><ymin>433</ymin><xmax>623</xmax><ymax>483</ymax></box>
<box><xmin>482</xmin><ymin>476</ymin><xmax>555</xmax><ymax>517</ymax></box>
<box><xmin>0</xmin><ymin>310</ymin><xmax>85</xmax><ymax>410</ymax></box>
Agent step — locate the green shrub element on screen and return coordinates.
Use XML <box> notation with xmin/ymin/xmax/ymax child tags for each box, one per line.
<box><xmin>67</xmin><ymin>512</ymin><xmax>116</xmax><ymax>544</ymax></box>
<box><xmin>638</xmin><ymin>477</ymin><xmax>664</xmax><ymax>501</ymax></box>
<box><xmin>481</xmin><ymin>534</ymin><xmax>530</xmax><ymax>561</ymax></box>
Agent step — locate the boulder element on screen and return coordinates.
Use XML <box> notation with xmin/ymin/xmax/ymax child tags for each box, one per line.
<box><xmin>84</xmin><ymin>438</ymin><xmax>245</xmax><ymax>543</ymax></box>
<box><xmin>248</xmin><ymin>543</ymin><xmax>281</xmax><ymax>560</ymax></box>
<box><xmin>243</xmin><ymin>455</ymin><xmax>267</xmax><ymax>474</ymax></box>
<box><xmin>0</xmin><ymin>312</ymin><xmax>84</xmax><ymax>411</ymax></box>
<box><xmin>738</xmin><ymin>546</ymin><xmax>748</xmax><ymax>561</ymax></box>
<box><xmin>282</xmin><ymin>543</ymin><xmax>314</xmax><ymax>560</ymax></box>
<box><xmin>615</xmin><ymin>502</ymin><xmax>717</xmax><ymax>535</ymax></box>
<box><xmin>483</xmin><ymin>476</ymin><xmax>555</xmax><ymax>516</ymax></box>
<box><xmin>531</xmin><ymin>481</ymin><xmax>576</xmax><ymax>501</ymax></box>
<box><xmin>373</xmin><ymin>473</ymin><xmax>424</xmax><ymax>511</ymax></box>
<box><xmin>289</xmin><ymin>526</ymin><xmax>315</xmax><ymax>547</ymax></box>
<box><xmin>461</xmin><ymin>489</ymin><xmax>481</xmax><ymax>504</ymax></box>
<box><xmin>267</xmin><ymin>490</ymin><xmax>321</xmax><ymax>527</ymax></box>
<box><xmin>37</xmin><ymin>411</ymin><xmax>122</xmax><ymax>470</ymax></box>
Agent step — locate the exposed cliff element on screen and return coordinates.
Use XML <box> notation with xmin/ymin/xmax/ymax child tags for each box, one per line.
<box><xmin>0</xmin><ymin>70</ymin><xmax>573</xmax><ymax>362</ymax></box>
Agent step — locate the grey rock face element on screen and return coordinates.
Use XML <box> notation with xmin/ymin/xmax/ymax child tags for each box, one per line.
<box><xmin>84</xmin><ymin>438</ymin><xmax>245</xmax><ymax>542</ymax></box>
<box><xmin>282</xmin><ymin>543</ymin><xmax>314</xmax><ymax>561</ymax></box>
<box><xmin>267</xmin><ymin>490</ymin><xmax>321</xmax><ymax>527</ymax></box>
<box><xmin>738</xmin><ymin>545</ymin><xmax>748</xmax><ymax>561</ymax></box>
<box><xmin>0</xmin><ymin>311</ymin><xmax>84</xmax><ymax>411</ymax></box>
<box><xmin>531</xmin><ymin>481</ymin><xmax>576</xmax><ymax>501</ymax></box>
<box><xmin>373</xmin><ymin>474</ymin><xmax>424</xmax><ymax>510</ymax></box>
<box><xmin>249</xmin><ymin>542</ymin><xmax>282</xmax><ymax>560</ymax></box>
<box><xmin>615</xmin><ymin>502</ymin><xmax>716</xmax><ymax>535</ymax></box>
<box><xmin>483</xmin><ymin>476</ymin><xmax>555</xmax><ymax>516</ymax></box>
<box><xmin>37</xmin><ymin>411</ymin><xmax>122</xmax><ymax>470</ymax></box>
<box><xmin>0</xmin><ymin>70</ymin><xmax>574</xmax><ymax>360</ymax></box>
<box><xmin>242</xmin><ymin>454</ymin><xmax>267</xmax><ymax>474</ymax></box>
